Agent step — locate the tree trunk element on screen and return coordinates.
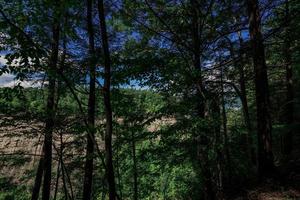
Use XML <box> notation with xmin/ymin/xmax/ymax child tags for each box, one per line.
<box><xmin>82</xmin><ymin>0</ymin><xmax>96</xmax><ymax>199</ymax></box>
<box><xmin>283</xmin><ymin>0</ymin><xmax>294</xmax><ymax>155</ymax></box>
<box><xmin>237</xmin><ymin>32</ymin><xmax>256</xmax><ymax>165</ymax></box>
<box><xmin>59</xmin><ymin>126</ymin><xmax>70</xmax><ymax>199</ymax></box>
<box><xmin>53</xmin><ymin>159</ymin><xmax>61</xmax><ymax>200</ymax></box>
<box><xmin>131</xmin><ymin>131</ymin><xmax>138</xmax><ymax>200</ymax></box>
<box><xmin>246</xmin><ymin>0</ymin><xmax>274</xmax><ymax>179</ymax></box>
<box><xmin>97</xmin><ymin>0</ymin><xmax>117</xmax><ymax>199</ymax></box>
<box><xmin>61</xmin><ymin>158</ymin><xmax>73</xmax><ymax>199</ymax></box>
<box><xmin>42</xmin><ymin>68</ymin><xmax>56</xmax><ymax>200</ymax></box>
<box><xmin>31</xmin><ymin>149</ymin><xmax>44</xmax><ymax>200</ymax></box>
<box><xmin>212</xmin><ymin>97</ymin><xmax>224</xmax><ymax>200</ymax></box>
<box><xmin>190</xmin><ymin>0</ymin><xmax>205</xmax><ymax>118</ymax></box>
<box><xmin>220</xmin><ymin>68</ymin><xmax>232</xmax><ymax>182</ymax></box>
<box><xmin>190</xmin><ymin>0</ymin><xmax>215</xmax><ymax>199</ymax></box>
<box><xmin>42</xmin><ymin>3</ymin><xmax>60</xmax><ymax>199</ymax></box>
<box><xmin>116</xmin><ymin>141</ymin><xmax>123</xmax><ymax>200</ymax></box>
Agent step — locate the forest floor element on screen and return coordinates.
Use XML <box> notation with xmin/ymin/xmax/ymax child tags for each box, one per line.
<box><xmin>233</xmin><ymin>157</ymin><xmax>300</xmax><ymax>199</ymax></box>
<box><xmin>235</xmin><ymin>184</ymin><xmax>300</xmax><ymax>200</ymax></box>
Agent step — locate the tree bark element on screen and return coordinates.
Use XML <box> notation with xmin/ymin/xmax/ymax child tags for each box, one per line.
<box><xmin>131</xmin><ymin>131</ymin><xmax>138</xmax><ymax>200</ymax></box>
<box><xmin>116</xmin><ymin>141</ymin><xmax>123</xmax><ymax>200</ymax></box>
<box><xmin>246</xmin><ymin>0</ymin><xmax>274</xmax><ymax>179</ymax></box>
<box><xmin>190</xmin><ymin>0</ymin><xmax>205</xmax><ymax>118</ymax></box>
<box><xmin>237</xmin><ymin>32</ymin><xmax>256</xmax><ymax>165</ymax></box>
<box><xmin>283</xmin><ymin>0</ymin><xmax>294</xmax><ymax>155</ymax></box>
<box><xmin>82</xmin><ymin>0</ymin><xmax>96</xmax><ymax>199</ymax></box>
<box><xmin>42</xmin><ymin>60</ymin><xmax>56</xmax><ymax>200</ymax></box>
<box><xmin>190</xmin><ymin>0</ymin><xmax>215</xmax><ymax>199</ymax></box>
<box><xmin>42</xmin><ymin>2</ymin><xmax>60</xmax><ymax>199</ymax></box>
<box><xmin>212</xmin><ymin>97</ymin><xmax>224</xmax><ymax>200</ymax></box>
<box><xmin>61</xmin><ymin>158</ymin><xmax>73</xmax><ymax>199</ymax></box>
<box><xmin>97</xmin><ymin>0</ymin><xmax>117</xmax><ymax>199</ymax></box>
<box><xmin>31</xmin><ymin>149</ymin><xmax>44</xmax><ymax>200</ymax></box>
<box><xmin>220</xmin><ymin>68</ymin><xmax>232</xmax><ymax>183</ymax></box>
<box><xmin>53</xmin><ymin>159</ymin><xmax>61</xmax><ymax>200</ymax></box>
<box><xmin>59</xmin><ymin>127</ymin><xmax>69</xmax><ymax>199</ymax></box>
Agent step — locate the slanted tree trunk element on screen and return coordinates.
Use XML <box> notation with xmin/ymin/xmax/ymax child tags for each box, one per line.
<box><xmin>59</xmin><ymin>126</ymin><xmax>69</xmax><ymax>199</ymax></box>
<box><xmin>283</xmin><ymin>0</ymin><xmax>294</xmax><ymax>155</ymax></box>
<box><xmin>97</xmin><ymin>0</ymin><xmax>117</xmax><ymax>199</ymax></box>
<box><xmin>31</xmin><ymin>149</ymin><xmax>44</xmax><ymax>200</ymax></box>
<box><xmin>42</xmin><ymin>2</ymin><xmax>61</xmax><ymax>199</ymax></box>
<box><xmin>61</xmin><ymin>158</ymin><xmax>73</xmax><ymax>199</ymax></box>
<box><xmin>53</xmin><ymin>159</ymin><xmax>61</xmax><ymax>200</ymax></box>
<box><xmin>246</xmin><ymin>0</ymin><xmax>274</xmax><ymax>179</ymax></box>
<box><xmin>82</xmin><ymin>0</ymin><xmax>96</xmax><ymax>199</ymax></box>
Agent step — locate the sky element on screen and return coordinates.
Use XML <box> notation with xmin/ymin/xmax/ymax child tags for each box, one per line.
<box><xmin>0</xmin><ymin>56</ymin><xmax>43</xmax><ymax>88</ymax></box>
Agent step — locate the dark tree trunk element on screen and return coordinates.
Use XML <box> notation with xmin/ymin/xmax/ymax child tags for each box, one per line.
<box><xmin>53</xmin><ymin>159</ymin><xmax>61</xmax><ymax>200</ymax></box>
<box><xmin>61</xmin><ymin>158</ymin><xmax>73</xmax><ymax>199</ymax></box>
<box><xmin>116</xmin><ymin>142</ymin><xmax>123</xmax><ymax>200</ymax></box>
<box><xmin>31</xmin><ymin>150</ymin><xmax>44</xmax><ymax>200</ymax></box>
<box><xmin>239</xmin><ymin>65</ymin><xmax>256</xmax><ymax>165</ymax></box>
<box><xmin>237</xmin><ymin>33</ymin><xmax>256</xmax><ymax>165</ymax></box>
<box><xmin>97</xmin><ymin>0</ymin><xmax>117</xmax><ymax>199</ymax></box>
<box><xmin>42</xmin><ymin>71</ymin><xmax>56</xmax><ymax>200</ymax></box>
<box><xmin>190</xmin><ymin>0</ymin><xmax>215</xmax><ymax>199</ymax></box>
<box><xmin>212</xmin><ymin>97</ymin><xmax>224</xmax><ymax>200</ymax></box>
<box><xmin>246</xmin><ymin>0</ymin><xmax>274</xmax><ymax>179</ymax></box>
<box><xmin>283</xmin><ymin>0</ymin><xmax>294</xmax><ymax>155</ymax></box>
<box><xmin>131</xmin><ymin>131</ymin><xmax>138</xmax><ymax>200</ymax></box>
<box><xmin>42</xmin><ymin>3</ymin><xmax>60</xmax><ymax>199</ymax></box>
<box><xmin>200</xmin><ymin>152</ymin><xmax>215</xmax><ymax>200</ymax></box>
<box><xmin>190</xmin><ymin>0</ymin><xmax>205</xmax><ymax>118</ymax></box>
<box><xmin>82</xmin><ymin>0</ymin><xmax>96</xmax><ymax>199</ymax></box>
<box><xmin>220</xmin><ymin>68</ymin><xmax>232</xmax><ymax>182</ymax></box>
<box><xmin>59</xmin><ymin>126</ymin><xmax>69</xmax><ymax>199</ymax></box>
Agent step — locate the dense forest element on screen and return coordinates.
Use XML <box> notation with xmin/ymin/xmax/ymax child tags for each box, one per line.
<box><xmin>0</xmin><ymin>0</ymin><xmax>299</xmax><ymax>199</ymax></box>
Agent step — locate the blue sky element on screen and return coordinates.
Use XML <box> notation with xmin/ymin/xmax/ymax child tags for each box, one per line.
<box><xmin>0</xmin><ymin>55</ymin><xmax>10</xmax><ymax>87</ymax></box>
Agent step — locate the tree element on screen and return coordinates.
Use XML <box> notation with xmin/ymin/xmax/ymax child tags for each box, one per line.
<box><xmin>82</xmin><ymin>0</ymin><xmax>97</xmax><ymax>199</ymax></box>
<box><xmin>42</xmin><ymin>0</ymin><xmax>61</xmax><ymax>198</ymax></box>
<box><xmin>282</xmin><ymin>0</ymin><xmax>294</xmax><ymax>155</ymax></box>
<box><xmin>246</xmin><ymin>0</ymin><xmax>274</xmax><ymax>179</ymax></box>
<box><xmin>97</xmin><ymin>0</ymin><xmax>117</xmax><ymax>199</ymax></box>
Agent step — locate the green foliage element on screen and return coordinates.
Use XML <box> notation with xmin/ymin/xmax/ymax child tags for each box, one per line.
<box><xmin>0</xmin><ymin>0</ymin><xmax>300</xmax><ymax>199</ymax></box>
<box><xmin>0</xmin><ymin>177</ymin><xmax>30</xmax><ymax>200</ymax></box>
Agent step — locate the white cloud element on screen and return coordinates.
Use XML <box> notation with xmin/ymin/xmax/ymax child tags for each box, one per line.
<box><xmin>0</xmin><ymin>56</ymin><xmax>45</xmax><ymax>88</ymax></box>
<box><xmin>0</xmin><ymin>55</ymin><xmax>6</xmax><ymax>66</ymax></box>
<box><xmin>0</xmin><ymin>73</ymin><xmax>14</xmax><ymax>86</ymax></box>
<box><xmin>0</xmin><ymin>73</ymin><xmax>44</xmax><ymax>88</ymax></box>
